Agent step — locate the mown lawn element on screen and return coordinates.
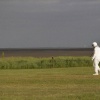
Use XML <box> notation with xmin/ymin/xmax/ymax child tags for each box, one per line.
<box><xmin>0</xmin><ymin>67</ymin><xmax>100</xmax><ymax>100</ymax></box>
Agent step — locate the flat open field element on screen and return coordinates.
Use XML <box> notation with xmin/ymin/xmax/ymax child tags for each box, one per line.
<box><xmin>0</xmin><ymin>67</ymin><xmax>100</xmax><ymax>100</ymax></box>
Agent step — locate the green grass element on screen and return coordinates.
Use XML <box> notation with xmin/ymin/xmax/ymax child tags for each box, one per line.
<box><xmin>0</xmin><ymin>57</ymin><xmax>92</xmax><ymax>69</ymax></box>
<box><xmin>0</xmin><ymin>67</ymin><xmax>100</xmax><ymax>100</ymax></box>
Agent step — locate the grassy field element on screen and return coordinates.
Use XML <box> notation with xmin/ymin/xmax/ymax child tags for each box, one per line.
<box><xmin>0</xmin><ymin>67</ymin><xmax>100</xmax><ymax>100</ymax></box>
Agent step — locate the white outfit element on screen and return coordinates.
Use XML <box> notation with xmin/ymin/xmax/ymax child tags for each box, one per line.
<box><xmin>92</xmin><ymin>45</ymin><xmax>100</xmax><ymax>75</ymax></box>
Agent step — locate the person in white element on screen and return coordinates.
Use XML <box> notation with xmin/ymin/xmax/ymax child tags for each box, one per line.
<box><xmin>92</xmin><ymin>42</ymin><xmax>100</xmax><ymax>75</ymax></box>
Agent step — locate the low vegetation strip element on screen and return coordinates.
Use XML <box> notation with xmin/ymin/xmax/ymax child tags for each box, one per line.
<box><xmin>0</xmin><ymin>57</ymin><xmax>92</xmax><ymax>69</ymax></box>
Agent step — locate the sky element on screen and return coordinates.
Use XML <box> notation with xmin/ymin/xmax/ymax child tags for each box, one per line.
<box><xmin>0</xmin><ymin>0</ymin><xmax>100</xmax><ymax>48</ymax></box>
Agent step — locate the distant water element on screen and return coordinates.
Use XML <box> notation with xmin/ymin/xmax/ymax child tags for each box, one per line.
<box><xmin>0</xmin><ymin>48</ymin><xmax>93</xmax><ymax>57</ymax></box>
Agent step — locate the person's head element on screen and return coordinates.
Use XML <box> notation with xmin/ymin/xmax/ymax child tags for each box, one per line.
<box><xmin>92</xmin><ymin>42</ymin><xmax>98</xmax><ymax>47</ymax></box>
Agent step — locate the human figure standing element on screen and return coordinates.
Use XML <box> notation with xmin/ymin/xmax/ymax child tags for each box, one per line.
<box><xmin>92</xmin><ymin>42</ymin><xmax>100</xmax><ymax>75</ymax></box>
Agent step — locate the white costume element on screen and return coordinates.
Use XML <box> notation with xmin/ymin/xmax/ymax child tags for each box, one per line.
<box><xmin>92</xmin><ymin>42</ymin><xmax>100</xmax><ymax>75</ymax></box>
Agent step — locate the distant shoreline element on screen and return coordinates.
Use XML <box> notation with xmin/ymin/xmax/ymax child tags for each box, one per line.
<box><xmin>0</xmin><ymin>48</ymin><xmax>93</xmax><ymax>57</ymax></box>
<box><xmin>0</xmin><ymin>48</ymin><xmax>92</xmax><ymax>51</ymax></box>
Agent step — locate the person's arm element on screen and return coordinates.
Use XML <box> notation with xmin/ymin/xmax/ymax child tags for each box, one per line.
<box><xmin>92</xmin><ymin>48</ymin><xmax>96</xmax><ymax>60</ymax></box>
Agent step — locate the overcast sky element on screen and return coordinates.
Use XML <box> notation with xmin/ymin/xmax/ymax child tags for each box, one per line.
<box><xmin>0</xmin><ymin>0</ymin><xmax>100</xmax><ymax>48</ymax></box>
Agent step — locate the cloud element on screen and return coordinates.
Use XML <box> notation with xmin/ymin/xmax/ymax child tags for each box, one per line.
<box><xmin>0</xmin><ymin>0</ymin><xmax>100</xmax><ymax>48</ymax></box>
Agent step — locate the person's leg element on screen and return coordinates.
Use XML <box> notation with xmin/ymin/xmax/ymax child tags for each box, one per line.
<box><xmin>98</xmin><ymin>61</ymin><xmax>100</xmax><ymax>72</ymax></box>
<box><xmin>93</xmin><ymin>59</ymin><xmax>99</xmax><ymax>75</ymax></box>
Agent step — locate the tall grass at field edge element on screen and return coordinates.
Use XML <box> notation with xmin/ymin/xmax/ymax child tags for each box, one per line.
<box><xmin>0</xmin><ymin>57</ymin><xmax>92</xmax><ymax>69</ymax></box>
